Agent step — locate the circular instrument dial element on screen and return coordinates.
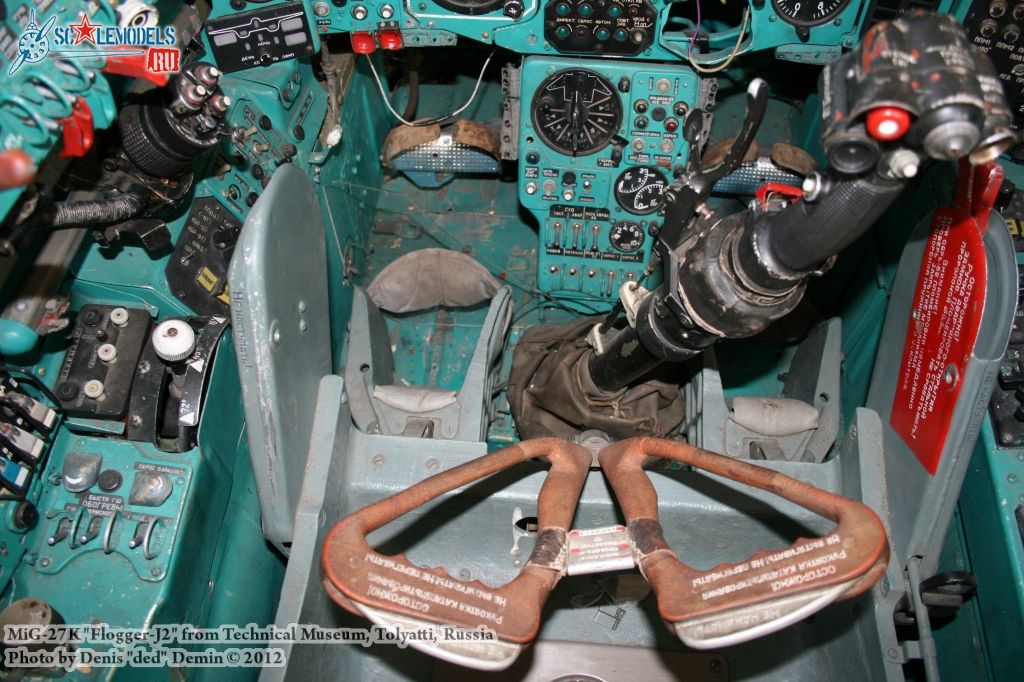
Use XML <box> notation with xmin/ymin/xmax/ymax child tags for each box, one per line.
<box><xmin>531</xmin><ymin>69</ymin><xmax>623</xmax><ymax>156</ymax></box>
<box><xmin>432</xmin><ymin>0</ymin><xmax>505</xmax><ymax>15</ymax></box>
<box><xmin>614</xmin><ymin>166</ymin><xmax>667</xmax><ymax>215</ymax></box>
<box><xmin>771</xmin><ymin>0</ymin><xmax>851</xmax><ymax>27</ymax></box>
<box><xmin>609</xmin><ymin>221</ymin><xmax>645</xmax><ymax>253</ymax></box>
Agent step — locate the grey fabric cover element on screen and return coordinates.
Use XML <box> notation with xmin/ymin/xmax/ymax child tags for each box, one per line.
<box><xmin>367</xmin><ymin>248</ymin><xmax>501</xmax><ymax>313</ymax></box>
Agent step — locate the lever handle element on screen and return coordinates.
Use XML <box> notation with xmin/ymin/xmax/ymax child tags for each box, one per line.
<box><xmin>599</xmin><ymin>437</ymin><xmax>889</xmax><ymax>649</ymax></box>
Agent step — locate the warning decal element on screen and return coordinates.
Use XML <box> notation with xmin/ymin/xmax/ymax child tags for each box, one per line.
<box><xmin>890</xmin><ymin>206</ymin><xmax>987</xmax><ymax>474</ymax></box>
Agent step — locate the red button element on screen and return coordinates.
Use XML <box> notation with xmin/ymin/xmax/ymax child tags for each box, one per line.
<box><xmin>0</xmin><ymin>149</ymin><xmax>35</xmax><ymax>189</ymax></box>
<box><xmin>866</xmin><ymin>107</ymin><xmax>911</xmax><ymax>141</ymax></box>
<box><xmin>351</xmin><ymin>32</ymin><xmax>376</xmax><ymax>55</ymax></box>
<box><xmin>379</xmin><ymin>30</ymin><xmax>403</xmax><ymax>51</ymax></box>
<box><xmin>664</xmin><ymin>117</ymin><xmax>678</xmax><ymax>133</ymax></box>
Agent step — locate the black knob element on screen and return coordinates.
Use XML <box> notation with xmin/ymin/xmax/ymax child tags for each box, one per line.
<box><xmin>81</xmin><ymin>308</ymin><xmax>101</xmax><ymax>326</ymax></box>
<box><xmin>56</xmin><ymin>382</ymin><xmax>78</xmax><ymax>401</ymax></box>
<box><xmin>258</xmin><ymin>115</ymin><xmax>272</xmax><ymax>131</ymax></box>
<box><xmin>98</xmin><ymin>469</ymin><xmax>123</xmax><ymax>492</ymax></box>
<box><xmin>526</xmin><ymin>151</ymin><xmax>540</xmax><ymax>164</ymax></box>
<box><xmin>562</xmin><ymin>171</ymin><xmax>576</xmax><ymax>185</ymax></box>
<box><xmin>503</xmin><ymin>0</ymin><xmax>524</xmax><ymax>18</ymax></box>
<box><xmin>618</xmin><ymin>77</ymin><xmax>630</xmax><ymax>93</ymax></box>
<box><xmin>13</xmin><ymin>501</ymin><xmax>38</xmax><ymax>530</ymax></box>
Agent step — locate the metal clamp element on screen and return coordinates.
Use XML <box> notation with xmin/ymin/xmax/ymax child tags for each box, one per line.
<box><xmin>321</xmin><ymin>438</ymin><xmax>592</xmax><ymax>671</ymax></box>
<box><xmin>599</xmin><ymin>437</ymin><xmax>889</xmax><ymax>650</ymax></box>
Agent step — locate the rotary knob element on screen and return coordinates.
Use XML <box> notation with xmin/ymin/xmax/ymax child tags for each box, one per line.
<box><xmin>151</xmin><ymin>320</ymin><xmax>196</xmax><ymax>362</ymax></box>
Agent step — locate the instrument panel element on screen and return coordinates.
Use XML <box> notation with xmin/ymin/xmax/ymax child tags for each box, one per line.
<box><xmin>310</xmin><ymin>0</ymin><xmax>871</xmax><ymax>64</ymax></box>
<box><xmin>518</xmin><ymin>57</ymin><xmax>701</xmax><ymax>308</ymax></box>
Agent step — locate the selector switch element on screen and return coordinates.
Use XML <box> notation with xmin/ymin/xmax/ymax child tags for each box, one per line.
<box><xmin>151</xmin><ymin>320</ymin><xmax>196</xmax><ymax>363</ymax></box>
<box><xmin>129</xmin><ymin>473</ymin><xmax>174</xmax><ymax>508</ymax></box>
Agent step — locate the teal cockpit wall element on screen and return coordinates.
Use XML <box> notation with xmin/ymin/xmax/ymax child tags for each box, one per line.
<box><xmin>0</xmin><ymin>0</ymin><xmax>1020</xmax><ymax>680</ymax></box>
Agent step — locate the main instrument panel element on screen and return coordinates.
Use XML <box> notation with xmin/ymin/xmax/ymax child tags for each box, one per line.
<box><xmin>518</xmin><ymin>57</ymin><xmax>702</xmax><ymax>307</ymax></box>
<box><xmin>312</xmin><ymin>0</ymin><xmax>870</xmax><ymax>64</ymax></box>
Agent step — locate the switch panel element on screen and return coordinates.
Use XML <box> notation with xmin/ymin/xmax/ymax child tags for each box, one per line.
<box><xmin>55</xmin><ymin>306</ymin><xmax>151</xmax><ymax>419</ymax></box>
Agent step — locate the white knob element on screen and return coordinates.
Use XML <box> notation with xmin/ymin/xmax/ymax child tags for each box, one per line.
<box><xmin>151</xmin><ymin>320</ymin><xmax>196</xmax><ymax>362</ymax></box>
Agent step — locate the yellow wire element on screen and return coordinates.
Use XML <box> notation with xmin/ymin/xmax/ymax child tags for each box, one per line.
<box><xmin>688</xmin><ymin>8</ymin><xmax>751</xmax><ymax>74</ymax></box>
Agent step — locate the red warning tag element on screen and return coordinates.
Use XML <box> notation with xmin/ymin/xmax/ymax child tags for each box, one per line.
<box><xmin>890</xmin><ymin>206</ymin><xmax>988</xmax><ymax>474</ymax></box>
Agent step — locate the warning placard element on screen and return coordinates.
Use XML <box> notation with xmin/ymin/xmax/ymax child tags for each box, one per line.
<box><xmin>890</xmin><ymin>206</ymin><xmax>987</xmax><ymax>474</ymax></box>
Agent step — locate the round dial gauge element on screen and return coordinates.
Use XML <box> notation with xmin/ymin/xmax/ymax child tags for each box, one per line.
<box><xmin>432</xmin><ymin>0</ymin><xmax>505</xmax><ymax>15</ymax></box>
<box><xmin>614</xmin><ymin>166</ymin><xmax>667</xmax><ymax>215</ymax></box>
<box><xmin>609</xmin><ymin>221</ymin><xmax>645</xmax><ymax>253</ymax></box>
<box><xmin>531</xmin><ymin>69</ymin><xmax>623</xmax><ymax>156</ymax></box>
<box><xmin>771</xmin><ymin>0</ymin><xmax>852</xmax><ymax>27</ymax></box>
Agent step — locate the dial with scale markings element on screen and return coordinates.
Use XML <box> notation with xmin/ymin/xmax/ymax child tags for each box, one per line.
<box><xmin>771</xmin><ymin>0</ymin><xmax>851</xmax><ymax>27</ymax></box>
<box><xmin>531</xmin><ymin>69</ymin><xmax>623</xmax><ymax>156</ymax></box>
<box><xmin>614</xmin><ymin>166</ymin><xmax>667</xmax><ymax>215</ymax></box>
<box><xmin>609</xmin><ymin>221</ymin><xmax>646</xmax><ymax>253</ymax></box>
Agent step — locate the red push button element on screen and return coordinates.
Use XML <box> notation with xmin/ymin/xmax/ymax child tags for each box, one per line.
<box><xmin>0</xmin><ymin>149</ymin><xmax>35</xmax><ymax>189</ymax></box>
<box><xmin>351</xmin><ymin>32</ymin><xmax>376</xmax><ymax>55</ymax></box>
<box><xmin>379</xmin><ymin>30</ymin><xmax>403</xmax><ymax>51</ymax></box>
<box><xmin>866</xmin><ymin>107</ymin><xmax>911</xmax><ymax>141</ymax></box>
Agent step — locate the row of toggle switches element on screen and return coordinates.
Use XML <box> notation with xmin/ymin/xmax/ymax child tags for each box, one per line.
<box><xmin>545</xmin><ymin>265</ymin><xmax>636</xmax><ymax>297</ymax></box>
<box><xmin>549</xmin><ymin>221</ymin><xmax>604</xmax><ymax>251</ymax></box>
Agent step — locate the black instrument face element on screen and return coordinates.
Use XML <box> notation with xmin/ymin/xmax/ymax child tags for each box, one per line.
<box><xmin>531</xmin><ymin>69</ymin><xmax>623</xmax><ymax>156</ymax></box>
<box><xmin>609</xmin><ymin>221</ymin><xmax>645</xmax><ymax>253</ymax></box>
<box><xmin>205</xmin><ymin>1</ymin><xmax>313</xmax><ymax>73</ymax></box>
<box><xmin>614</xmin><ymin>166</ymin><xmax>667</xmax><ymax>215</ymax></box>
<box><xmin>432</xmin><ymin>0</ymin><xmax>505</xmax><ymax>15</ymax></box>
<box><xmin>771</xmin><ymin>0</ymin><xmax>851</xmax><ymax>27</ymax></box>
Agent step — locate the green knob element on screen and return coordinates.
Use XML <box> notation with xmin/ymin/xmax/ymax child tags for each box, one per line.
<box><xmin>556</xmin><ymin>25</ymin><xmax>572</xmax><ymax>39</ymax></box>
<box><xmin>555</xmin><ymin>2</ymin><xmax>571</xmax><ymax>16</ymax></box>
<box><xmin>608</xmin><ymin>3</ymin><xmax>623</xmax><ymax>17</ymax></box>
<box><xmin>613</xmin><ymin>28</ymin><xmax>627</xmax><ymax>41</ymax></box>
<box><xmin>595</xmin><ymin>26</ymin><xmax>610</xmax><ymax>40</ymax></box>
<box><xmin>578</xmin><ymin>3</ymin><xmax>594</xmax><ymax>16</ymax></box>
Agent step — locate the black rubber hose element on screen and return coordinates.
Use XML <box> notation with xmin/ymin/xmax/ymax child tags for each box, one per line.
<box><xmin>37</xmin><ymin>193</ymin><xmax>144</xmax><ymax>228</ymax></box>
<box><xmin>736</xmin><ymin>173</ymin><xmax>906</xmax><ymax>291</ymax></box>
